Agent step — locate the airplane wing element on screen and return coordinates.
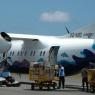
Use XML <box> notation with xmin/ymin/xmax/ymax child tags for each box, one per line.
<box><xmin>7</xmin><ymin>33</ymin><xmax>47</xmax><ymax>49</ymax></box>
<box><xmin>8</xmin><ymin>33</ymin><xmax>39</xmax><ymax>41</ymax></box>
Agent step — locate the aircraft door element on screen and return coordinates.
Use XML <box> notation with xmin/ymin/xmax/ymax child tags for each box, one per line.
<box><xmin>48</xmin><ymin>46</ymin><xmax>60</xmax><ymax>65</ymax></box>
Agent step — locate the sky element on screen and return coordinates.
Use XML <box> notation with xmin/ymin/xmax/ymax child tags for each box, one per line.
<box><xmin>0</xmin><ymin>0</ymin><xmax>95</xmax><ymax>36</ymax></box>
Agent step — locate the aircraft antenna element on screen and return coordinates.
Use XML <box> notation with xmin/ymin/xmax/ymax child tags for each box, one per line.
<box><xmin>65</xmin><ymin>26</ymin><xmax>70</xmax><ymax>34</ymax></box>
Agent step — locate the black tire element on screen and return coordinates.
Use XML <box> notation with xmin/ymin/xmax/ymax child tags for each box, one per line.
<box><xmin>53</xmin><ymin>84</ymin><xmax>56</xmax><ymax>89</ymax></box>
<box><xmin>47</xmin><ymin>86</ymin><xmax>50</xmax><ymax>90</ymax></box>
<box><xmin>31</xmin><ymin>84</ymin><xmax>35</xmax><ymax>90</ymax></box>
<box><xmin>39</xmin><ymin>82</ymin><xmax>43</xmax><ymax>90</ymax></box>
<box><xmin>90</xmin><ymin>85</ymin><xmax>94</xmax><ymax>93</ymax></box>
<box><xmin>39</xmin><ymin>86</ymin><xmax>43</xmax><ymax>90</ymax></box>
<box><xmin>52</xmin><ymin>82</ymin><xmax>57</xmax><ymax>89</ymax></box>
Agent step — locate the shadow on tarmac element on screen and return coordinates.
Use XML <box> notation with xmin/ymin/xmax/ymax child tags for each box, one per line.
<box><xmin>24</xmin><ymin>88</ymin><xmax>80</xmax><ymax>92</ymax></box>
<box><xmin>23</xmin><ymin>84</ymin><xmax>82</xmax><ymax>92</ymax></box>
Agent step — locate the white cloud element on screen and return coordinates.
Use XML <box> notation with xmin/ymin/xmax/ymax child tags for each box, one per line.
<box><xmin>40</xmin><ymin>11</ymin><xmax>70</xmax><ymax>22</ymax></box>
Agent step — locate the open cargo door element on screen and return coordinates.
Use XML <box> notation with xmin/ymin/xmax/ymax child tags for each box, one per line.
<box><xmin>48</xmin><ymin>46</ymin><xmax>60</xmax><ymax>65</ymax></box>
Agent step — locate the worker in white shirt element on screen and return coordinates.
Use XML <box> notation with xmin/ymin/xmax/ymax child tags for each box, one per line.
<box><xmin>57</xmin><ymin>65</ymin><xmax>65</xmax><ymax>89</ymax></box>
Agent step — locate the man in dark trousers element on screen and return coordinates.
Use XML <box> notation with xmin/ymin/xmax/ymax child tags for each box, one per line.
<box><xmin>81</xmin><ymin>67</ymin><xmax>88</xmax><ymax>91</ymax></box>
<box><xmin>57</xmin><ymin>65</ymin><xmax>65</xmax><ymax>89</ymax></box>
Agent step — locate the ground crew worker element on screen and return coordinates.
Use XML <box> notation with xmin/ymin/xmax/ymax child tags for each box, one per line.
<box><xmin>81</xmin><ymin>67</ymin><xmax>88</xmax><ymax>91</ymax></box>
<box><xmin>57</xmin><ymin>65</ymin><xmax>65</xmax><ymax>89</ymax></box>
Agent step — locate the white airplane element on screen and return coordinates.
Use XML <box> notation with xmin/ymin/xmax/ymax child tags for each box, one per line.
<box><xmin>0</xmin><ymin>24</ymin><xmax>95</xmax><ymax>76</ymax></box>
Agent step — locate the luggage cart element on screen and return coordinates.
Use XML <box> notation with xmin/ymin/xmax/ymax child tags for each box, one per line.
<box><xmin>87</xmin><ymin>69</ymin><xmax>95</xmax><ymax>93</ymax></box>
<box><xmin>29</xmin><ymin>62</ymin><xmax>58</xmax><ymax>90</ymax></box>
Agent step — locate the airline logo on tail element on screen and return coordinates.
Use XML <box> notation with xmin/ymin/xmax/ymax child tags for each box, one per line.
<box><xmin>69</xmin><ymin>32</ymin><xmax>94</xmax><ymax>38</ymax></box>
<box><xmin>64</xmin><ymin>24</ymin><xmax>95</xmax><ymax>39</ymax></box>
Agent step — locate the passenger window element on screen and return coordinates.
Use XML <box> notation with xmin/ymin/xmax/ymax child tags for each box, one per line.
<box><xmin>20</xmin><ymin>51</ymin><xmax>23</xmax><ymax>56</ymax></box>
<box><xmin>33</xmin><ymin>51</ymin><xmax>35</xmax><ymax>56</ymax></box>
<box><xmin>30</xmin><ymin>51</ymin><xmax>33</xmax><ymax>56</ymax></box>
<box><xmin>24</xmin><ymin>51</ymin><xmax>27</xmax><ymax>56</ymax></box>
<box><xmin>40</xmin><ymin>51</ymin><xmax>42</xmax><ymax>56</ymax></box>
<box><xmin>17</xmin><ymin>51</ymin><xmax>20</xmax><ymax>56</ymax></box>
<box><xmin>10</xmin><ymin>51</ymin><xmax>14</xmax><ymax>56</ymax></box>
<box><xmin>43</xmin><ymin>51</ymin><xmax>45</xmax><ymax>56</ymax></box>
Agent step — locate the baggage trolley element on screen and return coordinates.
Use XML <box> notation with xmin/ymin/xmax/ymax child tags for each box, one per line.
<box><xmin>87</xmin><ymin>69</ymin><xmax>95</xmax><ymax>93</ymax></box>
<box><xmin>29</xmin><ymin>62</ymin><xmax>58</xmax><ymax>90</ymax></box>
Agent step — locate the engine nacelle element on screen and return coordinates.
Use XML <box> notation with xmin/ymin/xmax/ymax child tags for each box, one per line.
<box><xmin>0</xmin><ymin>32</ymin><xmax>11</xmax><ymax>53</ymax></box>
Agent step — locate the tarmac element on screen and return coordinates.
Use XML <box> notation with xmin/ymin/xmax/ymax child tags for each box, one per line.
<box><xmin>0</xmin><ymin>73</ymin><xmax>94</xmax><ymax>95</ymax></box>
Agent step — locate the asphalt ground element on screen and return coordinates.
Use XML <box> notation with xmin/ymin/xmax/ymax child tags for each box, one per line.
<box><xmin>0</xmin><ymin>73</ymin><xmax>94</xmax><ymax>95</ymax></box>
